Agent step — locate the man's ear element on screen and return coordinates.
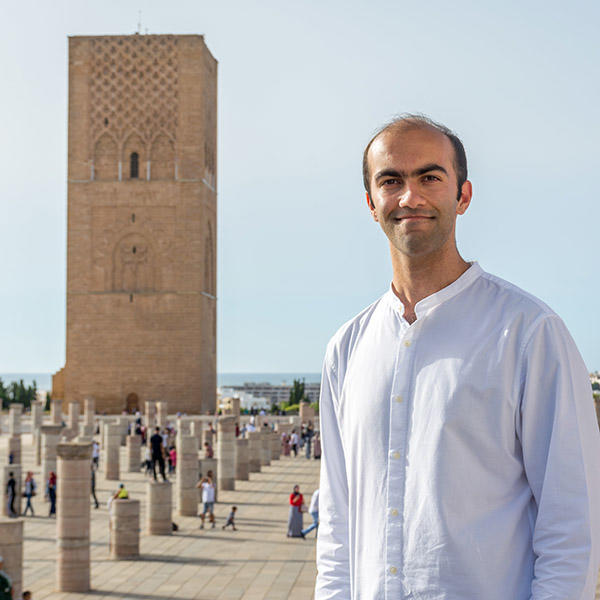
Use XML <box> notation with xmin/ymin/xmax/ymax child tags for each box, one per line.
<box><xmin>366</xmin><ymin>192</ymin><xmax>378</xmax><ymax>222</ymax></box>
<box><xmin>456</xmin><ymin>180</ymin><xmax>472</xmax><ymax>215</ymax></box>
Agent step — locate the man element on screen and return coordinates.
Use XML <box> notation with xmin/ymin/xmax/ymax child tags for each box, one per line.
<box><xmin>149</xmin><ymin>426</ymin><xmax>168</xmax><ymax>482</ymax></box>
<box><xmin>5</xmin><ymin>473</ymin><xmax>16</xmax><ymax>518</ymax></box>
<box><xmin>315</xmin><ymin>115</ymin><xmax>600</xmax><ymax>599</ymax></box>
<box><xmin>301</xmin><ymin>487</ymin><xmax>319</xmax><ymax>538</ymax></box>
<box><xmin>197</xmin><ymin>473</ymin><xmax>216</xmax><ymax>529</ymax></box>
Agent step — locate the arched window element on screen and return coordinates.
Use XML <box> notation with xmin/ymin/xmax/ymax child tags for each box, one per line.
<box><xmin>130</xmin><ymin>152</ymin><xmax>139</xmax><ymax>179</ymax></box>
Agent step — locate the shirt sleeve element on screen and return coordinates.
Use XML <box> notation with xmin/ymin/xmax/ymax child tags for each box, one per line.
<box><xmin>517</xmin><ymin>315</ymin><xmax>600</xmax><ymax>599</ymax></box>
<box><xmin>315</xmin><ymin>348</ymin><xmax>351</xmax><ymax>599</ymax></box>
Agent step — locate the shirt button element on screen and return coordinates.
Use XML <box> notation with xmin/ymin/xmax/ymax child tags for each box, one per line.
<box><xmin>391</xmin><ymin>451</ymin><xmax>400</xmax><ymax>459</ymax></box>
<box><xmin>404</xmin><ymin>340</ymin><xmax>412</xmax><ymax>347</ymax></box>
<box><xmin>390</xmin><ymin>508</ymin><xmax>399</xmax><ymax>516</ymax></box>
<box><xmin>389</xmin><ymin>566</ymin><xmax>397</xmax><ymax>575</ymax></box>
<box><xmin>394</xmin><ymin>395</ymin><xmax>403</xmax><ymax>403</ymax></box>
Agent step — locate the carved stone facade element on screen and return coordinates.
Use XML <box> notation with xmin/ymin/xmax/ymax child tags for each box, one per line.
<box><xmin>53</xmin><ymin>35</ymin><xmax>217</xmax><ymax>414</ymax></box>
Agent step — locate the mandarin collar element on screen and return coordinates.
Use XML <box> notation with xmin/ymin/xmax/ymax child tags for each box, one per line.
<box><xmin>384</xmin><ymin>262</ymin><xmax>483</xmax><ymax>320</ymax></box>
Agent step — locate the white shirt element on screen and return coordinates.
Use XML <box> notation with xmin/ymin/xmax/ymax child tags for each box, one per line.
<box><xmin>315</xmin><ymin>263</ymin><xmax>600</xmax><ymax>600</ymax></box>
<box><xmin>291</xmin><ymin>433</ymin><xmax>299</xmax><ymax>445</ymax></box>
<box><xmin>309</xmin><ymin>489</ymin><xmax>320</xmax><ymax>514</ymax></box>
<box><xmin>201</xmin><ymin>482</ymin><xmax>215</xmax><ymax>504</ymax></box>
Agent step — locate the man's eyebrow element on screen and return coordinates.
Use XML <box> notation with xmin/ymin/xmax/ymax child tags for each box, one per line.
<box><xmin>374</xmin><ymin>163</ymin><xmax>448</xmax><ymax>181</ymax></box>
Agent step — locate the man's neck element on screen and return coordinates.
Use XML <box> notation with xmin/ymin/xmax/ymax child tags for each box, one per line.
<box><xmin>390</xmin><ymin>245</ymin><xmax>470</xmax><ymax>324</ymax></box>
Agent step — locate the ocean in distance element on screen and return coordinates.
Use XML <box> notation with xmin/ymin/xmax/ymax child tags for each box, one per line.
<box><xmin>0</xmin><ymin>372</ymin><xmax>321</xmax><ymax>391</ymax></box>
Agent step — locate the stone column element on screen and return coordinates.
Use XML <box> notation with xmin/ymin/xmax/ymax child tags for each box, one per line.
<box><xmin>176</xmin><ymin>435</ymin><xmax>198</xmax><ymax>516</ymax></box>
<box><xmin>190</xmin><ymin>418</ymin><xmax>203</xmax><ymax>449</ymax></box>
<box><xmin>104</xmin><ymin>424</ymin><xmax>121</xmax><ymax>481</ymax></box>
<box><xmin>146</xmin><ymin>481</ymin><xmax>172</xmax><ymax>535</ymax></box>
<box><xmin>300</xmin><ymin>401</ymin><xmax>315</xmax><ymax>424</ymax></box>
<box><xmin>247</xmin><ymin>431</ymin><xmax>262</xmax><ymax>473</ymax></box>
<box><xmin>230</xmin><ymin>397</ymin><xmax>241</xmax><ymax>421</ymax></box>
<box><xmin>1</xmin><ymin>466</ymin><xmax>22</xmax><ymax>517</ymax></box>
<box><xmin>126</xmin><ymin>433</ymin><xmax>141</xmax><ymax>473</ymax></box>
<box><xmin>66</xmin><ymin>402</ymin><xmax>80</xmax><ymax>440</ymax></box>
<box><xmin>202</xmin><ymin>428</ymin><xmax>213</xmax><ymax>448</ymax></box>
<box><xmin>177</xmin><ymin>417</ymin><xmax>191</xmax><ymax>436</ymax></box>
<box><xmin>41</xmin><ymin>424</ymin><xmax>64</xmax><ymax>486</ymax></box>
<box><xmin>217</xmin><ymin>416</ymin><xmax>236</xmax><ymax>491</ymax></box>
<box><xmin>156</xmin><ymin>401</ymin><xmax>168</xmax><ymax>428</ymax></box>
<box><xmin>51</xmin><ymin>398</ymin><xmax>63</xmax><ymax>425</ymax></box>
<box><xmin>56</xmin><ymin>442</ymin><xmax>92</xmax><ymax>592</ymax></box>
<box><xmin>110</xmin><ymin>499</ymin><xmax>140</xmax><ymax>559</ymax></box>
<box><xmin>117</xmin><ymin>417</ymin><xmax>129</xmax><ymax>446</ymax></box>
<box><xmin>0</xmin><ymin>518</ymin><xmax>23</xmax><ymax>599</ymax></box>
<box><xmin>270</xmin><ymin>431</ymin><xmax>281</xmax><ymax>461</ymax></box>
<box><xmin>145</xmin><ymin>400</ymin><xmax>156</xmax><ymax>430</ymax></box>
<box><xmin>260</xmin><ymin>430</ymin><xmax>271</xmax><ymax>467</ymax></box>
<box><xmin>235</xmin><ymin>438</ymin><xmax>249</xmax><ymax>481</ymax></box>
<box><xmin>31</xmin><ymin>400</ymin><xmax>43</xmax><ymax>465</ymax></box>
<box><xmin>82</xmin><ymin>397</ymin><xmax>95</xmax><ymax>437</ymax></box>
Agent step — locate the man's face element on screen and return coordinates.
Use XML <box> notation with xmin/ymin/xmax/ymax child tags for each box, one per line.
<box><xmin>366</xmin><ymin>125</ymin><xmax>471</xmax><ymax>258</ymax></box>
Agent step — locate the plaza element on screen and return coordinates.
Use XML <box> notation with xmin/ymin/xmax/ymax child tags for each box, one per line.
<box><xmin>6</xmin><ymin>426</ymin><xmax>319</xmax><ymax>599</ymax></box>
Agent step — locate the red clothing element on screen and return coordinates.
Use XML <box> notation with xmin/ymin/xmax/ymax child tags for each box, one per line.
<box><xmin>169</xmin><ymin>448</ymin><xmax>177</xmax><ymax>467</ymax></box>
<box><xmin>289</xmin><ymin>492</ymin><xmax>304</xmax><ymax>509</ymax></box>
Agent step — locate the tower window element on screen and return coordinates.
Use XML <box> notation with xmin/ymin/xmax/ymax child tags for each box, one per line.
<box><xmin>130</xmin><ymin>152</ymin><xmax>139</xmax><ymax>178</ymax></box>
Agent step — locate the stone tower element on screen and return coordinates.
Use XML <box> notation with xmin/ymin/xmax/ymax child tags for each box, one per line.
<box><xmin>52</xmin><ymin>34</ymin><xmax>217</xmax><ymax>414</ymax></box>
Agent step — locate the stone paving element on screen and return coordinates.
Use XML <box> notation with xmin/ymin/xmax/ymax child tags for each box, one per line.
<box><xmin>11</xmin><ymin>434</ymin><xmax>320</xmax><ymax>599</ymax></box>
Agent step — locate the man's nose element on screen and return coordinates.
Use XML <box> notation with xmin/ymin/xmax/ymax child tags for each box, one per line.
<box><xmin>398</xmin><ymin>184</ymin><xmax>424</xmax><ymax>208</ymax></box>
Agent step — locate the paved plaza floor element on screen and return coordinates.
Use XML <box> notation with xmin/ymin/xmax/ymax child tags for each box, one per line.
<box><xmin>15</xmin><ymin>437</ymin><xmax>319</xmax><ymax>599</ymax></box>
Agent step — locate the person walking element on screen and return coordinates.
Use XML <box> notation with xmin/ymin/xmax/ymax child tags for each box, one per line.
<box><xmin>5</xmin><ymin>472</ymin><xmax>16</xmax><ymax>518</ymax></box>
<box><xmin>287</xmin><ymin>485</ymin><xmax>304</xmax><ymax>537</ymax></box>
<box><xmin>222</xmin><ymin>506</ymin><xmax>238</xmax><ymax>531</ymax></box>
<box><xmin>301</xmin><ymin>488</ymin><xmax>319</xmax><ymax>538</ymax></box>
<box><xmin>23</xmin><ymin>472</ymin><xmax>36</xmax><ymax>517</ymax></box>
<box><xmin>312</xmin><ymin>432</ymin><xmax>321</xmax><ymax>459</ymax></box>
<box><xmin>91</xmin><ymin>463</ymin><xmax>99</xmax><ymax>509</ymax></box>
<box><xmin>92</xmin><ymin>440</ymin><xmax>100</xmax><ymax>469</ymax></box>
<box><xmin>290</xmin><ymin>430</ymin><xmax>299</xmax><ymax>457</ymax></box>
<box><xmin>150</xmin><ymin>426</ymin><xmax>168</xmax><ymax>481</ymax></box>
<box><xmin>305</xmin><ymin>423</ymin><xmax>314</xmax><ymax>459</ymax></box>
<box><xmin>46</xmin><ymin>471</ymin><xmax>57</xmax><ymax>517</ymax></box>
<box><xmin>197</xmin><ymin>474</ymin><xmax>216</xmax><ymax>529</ymax></box>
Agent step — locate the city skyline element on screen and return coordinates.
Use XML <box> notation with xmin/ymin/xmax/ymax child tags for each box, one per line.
<box><xmin>1</xmin><ymin>0</ymin><xmax>599</xmax><ymax>373</ymax></box>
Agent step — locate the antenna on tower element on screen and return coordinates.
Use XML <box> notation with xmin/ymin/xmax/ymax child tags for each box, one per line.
<box><xmin>137</xmin><ymin>10</ymin><xmax>142</xmax><ymax>34</ymax></box>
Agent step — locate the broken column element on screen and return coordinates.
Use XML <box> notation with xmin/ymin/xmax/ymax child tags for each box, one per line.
<box><xmin>247</xmin><ymin>431</ymin><xmax>262</xmax><ymax>473</ymax></box>
<box><xmin>82</xmin><ymin>397</ymin><xmax>95</xmax><ymax>437</ymax></box>
<box><xmin>299</xmin><ymin>400</ymin><xmax>315</xmax><ymax>424</ymax></box>
<box><xmin>190</xmin><ymin>418</ymin><xmax>203</xmax><ymax>449</ymax></box>
<box><xmin>1</xmin><ymin>466</ymin><xmax>22</xmax><ymax>517</ymax></box>
<box><xmin>104</xmin><ymin>423</ymin><xmax>121</xmax><ymax>481</ymax></box>
<box><xmin>32</xmin><ymin>400</ymin><xmax>44</xmax><ymax>466</ymax></box>
<box><xmin>146</xmin><ymin>480</ymin><xmax>172</xmax><ymax>535</ymax></box>
<box><xmin>126</xmin><ymin>433</ymin><xmax>141</xmax><ymax>473</ymax></box>
<box><xmin>156</xmin><ymin>401</ymin><xmax>168</xmax><ymax>428</ymax></box>
<box><xmin>56</xmin><ymin>441</ymin><xmax>92</xmax><ymax>592</ymax></box>
<box><xmin>145</xmin><ymin>400</ymin><xmax>156</xmax><ymax>430</ymax></box>
<box><xmin>176</xmin><ymin>435</ymin><xmax>198</xmax><ymax>516</ymax></box>
<box><xmin>235</xmin><ymin>438</ymin><xmax>249</xmax><ymax>481</ymax></box>
<box><xmin>8</xmin><ymin>403</ymin><xmax>22</xmax><ymax>466</ymax></box>
<box><xmin>270</xmin><ymin>430</ymin><xmax>281</xmax><ymax>461</ymax></box>
<box><xmin>0</xmin><ymin>518</ymin><xmax>23</xmax><ymax>599</ymax></box>
<box><xmin>66</xmin><ymin>402</ymin><xmax>80</xmax><ymax>440</ymax></box>
<box><xmin>110</xmin><ymin>499</ymin><xmax>140</xmax><ymax>559</ymax></box>
<box><xmin>217</xmin><ymin>416</ymin><xmax>236</xmax><ymax>491</ymax></box>
<box><xmin>260</xmin><ymin>430</ymin><xmax>271</xmax><ymax>467</ymax></box>
<box><xmin>117</xmin><ymin>416</ymin><xmax>129</xmax><ymax>446</ymax></box>
<box><xmin>41</xmin><ymin>424</ymin><xmax>63</xmax><ymax>486</ymax></box>
<box><xmin>51</xmin><ymin>398</ymin><xmax>63</xmax><ymax>426</ymax></box>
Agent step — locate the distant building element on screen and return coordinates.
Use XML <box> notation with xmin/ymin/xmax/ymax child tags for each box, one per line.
<box><xmin>223</xmin><ymin>382</ymin><xmax>321</xmax><ymax>406</ymax></box>
<box><xmin>52</xmin><ymin>34</ymin><xmax>217</xmax><ymax>414</ymax></box>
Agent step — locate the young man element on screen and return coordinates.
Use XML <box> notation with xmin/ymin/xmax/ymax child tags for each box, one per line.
<box><xmin>315</xmin><ymin>115</ymin><xmax>600</xmax><ymax>599</ymax></box>
<box><xmin>149</xmin><ymin>426</ymin><xmax>168</xmax><ymax>482</ymax></box>
<box><xmin>197</xmin><ymin>474</ymin><xmax>216</xmax><ymax>529</ymax></box>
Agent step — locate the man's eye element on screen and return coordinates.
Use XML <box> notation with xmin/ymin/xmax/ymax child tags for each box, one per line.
<box><xmin>382</xmin><ymin>178</ymin><xmax>401</xmax><ymax>186</ymax></box>
<box><xmin>423</xmin><ymin>175</ymin><xmax>440</xmax><ymax>182</ymax></box>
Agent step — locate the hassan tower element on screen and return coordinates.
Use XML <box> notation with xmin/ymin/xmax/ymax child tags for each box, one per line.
<box><xmin>52</xmin><ymin>34</ymin><xmax>217</xmax><ymax>414</ymax></box>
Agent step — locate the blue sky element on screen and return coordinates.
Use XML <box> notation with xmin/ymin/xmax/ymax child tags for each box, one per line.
<box><xmin>1</xmin><ymin>0</ymin><xmax>599</xmax><ymax>373</ymax></box>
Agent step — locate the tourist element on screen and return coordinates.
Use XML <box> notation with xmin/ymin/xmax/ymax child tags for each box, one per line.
<box><xmin>312</xmin><ymin>432</ymin><xmax>321</xmax><ymax>459</ymax></box>
<box><xmin>203</xmin><ymin>441</ymin><xmax>214</xmax><ymax>459</ymax></box>
<box><xmin>46</xmin><ymin>471</ymin><xmax>57</xmax><ymax>517</ymax></box>
<box><xmin>107</xmin><ymin>483</ymin><xmax>129</xmax><ymax>512</ymax></box>
<box><xmin>150</xmin><ymin>426</ymin><xmax>168</xmax><ymax>481</ymax></box>
<box><xmin>290</xmin><ymin>430</ymin><xmax>299</xmax><ymax>457</ymax></box>
<box><xmin>5</xmin><ymin>472</ymin><xmax>16</xmax><ymax>518</ymax></box>
<box><xmin>22</xmin><ymin>591</ymin><xmax>32</xmax><ymax>600</ymax></box>
<box><xmin>90</xmin><ymin>463</ymin><xmax>99</xmax><ymax>509</ymax></box>
<box><xmin>91</xmin><ymin>440</ymin><xmax>100</xmax><ymax>468</ymax></box>
<box><xmin>222</xmin><ymin>506</ymin><xmax>237</xmax><ymax>531</ymax></box>
<box><xmin>168</xmin><ymin>445</ymin><xmax>177</xmax><ymax>474</ymax></box>
<box><xmin>197</xmin><ymin>474</ymin><xmax>216</xmax><ymax>529</ymax></box>
<box><xmin>0</xmin><ymin>556</ymin><xmax>12</xmax><ymax>599</ymax></box>
<box><xmin>286</xmin><ymin>485</ymin><xmax>304</xmax><ymax>537</ymax></box>
<box><xmin>301</xmin><ymin>488</ymin><xmax>319</xmax><ymax>538</ymax></box>
<box><xmin>8</xmin><ymin>453</ymin><xmax>13</xmax><ymax>466</ymax></box>
<box><xmin>23</xmin><ymin>471</ymin><xmax>36</xmax><ymax>517</ymax></box>
<box><xmin>305</xmin><ymin>423</ymin><xmax>314</xmax><ymax>459</ymax></box>
<box><xmin>143</xmin><ymin>445</ymin><xmax>152</xmax><ymax>474</ymax></box>
<box><xmin>315</xmin><ymin>115</ymin><xmax>600</xmax><ymax>598</ymax></box>
<box><xmin>281</xmin><ymin>432</ymin><xmax>291</xmax><ymax>456</ymax></box>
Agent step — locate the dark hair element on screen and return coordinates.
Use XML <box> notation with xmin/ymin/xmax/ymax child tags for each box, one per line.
<box><xmin>362</xmin><ymin>114</ymin><xmax>468</xmax><ymax>199</ymax></box>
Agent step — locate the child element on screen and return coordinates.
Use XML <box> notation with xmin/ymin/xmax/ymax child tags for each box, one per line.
<box><xmin>222</xmin><ymin>506</ymin><xmax>238</xmax><ymax>531</ymax></box>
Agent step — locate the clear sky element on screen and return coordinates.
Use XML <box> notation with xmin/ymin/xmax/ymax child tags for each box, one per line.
<box><xmin>1</xmin><ymin>0</ymin><xmax>599</xmax><ymax>374</ymax></box>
